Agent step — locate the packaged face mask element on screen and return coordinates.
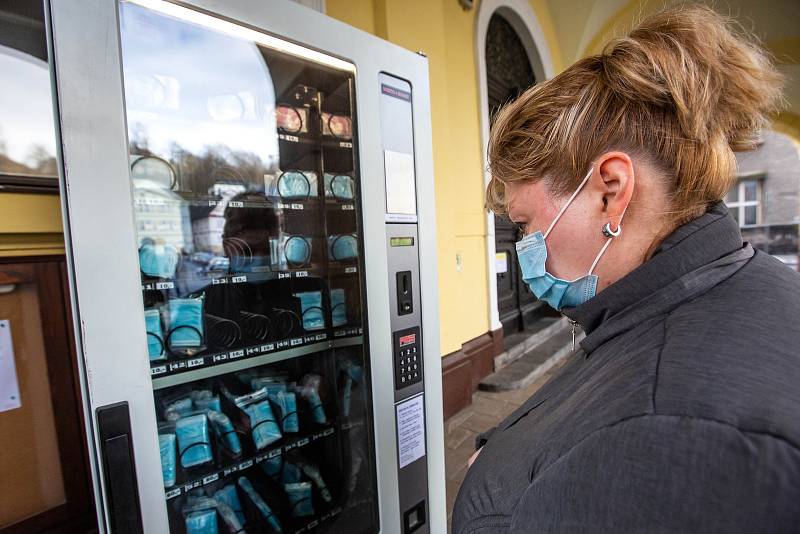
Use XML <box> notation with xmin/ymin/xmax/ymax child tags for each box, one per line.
<box><xmin>145</xmin><ymin>308</ymin><xmax>165</xmax><ymax>361</ymax></box>
<box><xmin>159</xmin><ymin>433</ymin><xmax>176</xmax><ymax>488</ymax></box>
<box><xmin>281</xmin><ymin>461</ymin><xmax>303</xmax><ymax>484</ymax></box>
<box><xmin>321</xmin><ymin>112</ymin><xmax>353</xmax><ymax>139</ymax></box>
<box><xmin>341</xmin><ymin>362</ymin><xmax>363</xmax><ymax>418</ymax></box>
<box><xmin>276</xmin><ymin>104</ymin><xmax>308</xmax><ymax>134</ymax></box>
<box><xmin>300</xmin><ymin>386</ymin><xmax>326</xmax><ymax>424</ymax></box>
<box><xmin>272</xmin><ymin>391</ymin><xmax>298</xmax><ymax>433</ymax></box>
<box><xmin>284</xmin><ymin>236</ymin><xmax>312</xmax><ymax>267</ymax></box>
<box><xmin>328</xmin><ymin>234</ymin><xmax>358</xmax><ymax>262</ymax></box>
<box><xmin>300</xmin><ymin>462</ymin><xmax>332</xmax><ymax>503</ymax></box>
<box><xmin>207</xmin><ymin>410</ymin><xmax>242</xmax><ymax>457</ymax></box>
<box><xmin>324</xmin><ymin>173</ymin><xmax>355</xmax><ymax>200</ymax></box>
<box><xmin>261</xmin><ymin>454</ymin><xmax>283</xmax><ymax>479</ymax></box>
<box><xmin>295</xmin><ymin>291</ymin><xmax>324</xmax><ymax>331</ymax></box>
<box><xmin>238</xmin><ymin>476</ymin><xmax>282</xmax><ymax>532</ymax></box>
<box><xmin>299</xmin><ymin>374</ymin><xmax>326</xmax><ymax>424</ymax></box>
<box><xmin>330</xmin><ymin>288</ymin><xmax>347</xmax><ymax>328</ymax></box>
<box><xmin>273</xmin><ymin>170</ymin><xmax>318</xmax><ymax>199</ymax></box>
<box><xmin>213</xmin><ymin>485</ymin><xmax>245</xmax><ymax>527</ymax></box>
<box><xmin>191</xmin><ymin>391</ymin><xmax>221</xmax><ymax>413</ymax></box>
<box><xmin>164</xmin><ymin>396</ymin><xmax>194</xmax><ymax>421</ymax></box>
<box><xmin>167</xmin><ymin>297</ymin><xmax>204</xmax><ymax>350</ymax></box>
<box><xmin>285</xmin><ymin>481</ymin><xmax>314</xmax><ymax>517</ymax></box>
<box><xmin>250</xmin><ymin>377</ymin><xmax>286</xmax><ymax>397</ymax></box>
<box><xmin>245</xmin><ymin>400</ymin><xmax>282</xmax><ymax>450</ymax></box>
<box><xmin>139</xmin><ymin>240</ymin><xmax>180</xmax><ymax>279</ymax></box>
<box><xmin>184</xmin><ymin>509</ymin><xmax>218</xmax><ymax>534</ymax></box>
<box><xmin>175</xmin><ymin>414</ymin><xmax>213</xmax><ymax>468</ymax></box>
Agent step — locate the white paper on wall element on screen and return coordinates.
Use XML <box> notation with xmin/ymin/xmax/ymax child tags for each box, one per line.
<box><xmin>0</xmin><ymin>320</ymin><xmax>21</xmax><ymax>413</ymax></box>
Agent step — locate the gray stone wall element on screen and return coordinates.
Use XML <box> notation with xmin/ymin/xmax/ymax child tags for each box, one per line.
<box><xmin>735</xmin><ymin>130</ymin><xmax>800</xmax><ymax>225</ymax></box>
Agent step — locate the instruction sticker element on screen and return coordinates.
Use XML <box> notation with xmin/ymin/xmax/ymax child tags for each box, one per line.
<box><xmin>0</xmin><ymin>320</ymin><xmax>21</xmax><ymax>413</ymax></box>
<box><xmin>396</xmin><ymin>394</ymin><xmax>426</xmax><ymax>468</ymax></box>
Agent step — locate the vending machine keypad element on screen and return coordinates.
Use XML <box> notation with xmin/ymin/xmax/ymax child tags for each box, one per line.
<box><xmin>393</xmin><ymin>327</ymin><xmax>422</xmax><ymax>389</ymax></box>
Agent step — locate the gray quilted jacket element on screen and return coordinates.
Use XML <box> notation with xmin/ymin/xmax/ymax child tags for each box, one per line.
<box><xmin>452</xmin><ymin>203</ymin><xmax>800</xmax><ymax>533</ymax></box>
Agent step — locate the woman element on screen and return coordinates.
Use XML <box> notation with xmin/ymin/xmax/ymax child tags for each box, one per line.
<box><xmin>453</xmin><ymin>6</ymin><xmax>800</xmax><ymax>533</ymax></box>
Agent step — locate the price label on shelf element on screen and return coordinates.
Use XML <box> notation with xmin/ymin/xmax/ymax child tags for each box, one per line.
<box><xmin>295</xmin><ymin>271</ymin><xmax>308</xmax><ymax>278</ymax></box>
<box><xmin>232</xmin><ymin>276</ymin><xmax>247</xmax><ymax>284</ymax></box>
<box><xmin>291</xmin><ymin>203</ymin><xmax>303</xmax><ymax>210</ymax></box>
<box><xmin>165</xmin><ymin>488</ymin><xmax>181</xmax><ymax>500</ymax></box>
<box><xmin>229</xmin><ymin>201</ymin><xmax>244</xmax><ymax>208</ymax></box>
<box><xmin>229</xmin><ymin>349</ymin><xmax>245</xmax><ymax>359</ymax></box>
<box><xmin>342</xmin><ymin>204</ymin><xmax>355</xmax><ymax>211</ymax></box>
<box><xmin>187</xmin><ymin>358</ymin><xmax>204</xmax><ymax>368</ymax></box>
<box><xmin>151</xmin><ymin>365</ymin><xmax>167</xmax><ymax>376</ymax></box>
<box><xmin>345</xmin><ymin>266</ymin><xmax>357</xmax><ymax>274</ymax></box>
<box><xmin>155</xmin><ymin>282</ymin><xmax>174</xmax><ymax>290</ymax></box>
<box><xmin>202</xmin><ymin>473</ymin><xmax>219</xmax><ymax>485</ymax></box>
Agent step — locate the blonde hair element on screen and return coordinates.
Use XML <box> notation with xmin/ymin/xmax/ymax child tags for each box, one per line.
<box><xmin>486</xmin><ymin>4</ymin><xmax>784</xmax><ymax>227</ymax></box>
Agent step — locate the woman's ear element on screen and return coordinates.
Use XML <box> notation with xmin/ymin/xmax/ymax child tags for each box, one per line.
<box><xmin>596</xmin><ymin>152</ymin><xmax>635</xmax><ymax>231</ymax></box>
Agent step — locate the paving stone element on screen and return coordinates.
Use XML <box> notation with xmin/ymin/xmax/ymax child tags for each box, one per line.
<box><xmin>445</xmin><ymin>426</ymin><xmax>476</xmax><ymax>451</ymax></box>
<box><xmin>445</xmin><ymin>406</ymin><xmax>474</xmax><ymax>433</ymax></box>
<box><xmin>468</xmin><ymin>393</ymin><xmax>510</xmax><ymax>418</ymax></box>
<box><xmin>460</xmin><ymin>412</ymin><xmax>502</xmax><ymax>435</ymax></box>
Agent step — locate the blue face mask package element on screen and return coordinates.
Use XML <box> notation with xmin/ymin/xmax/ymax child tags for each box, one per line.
<box><xmin>145</xmin><ymin>308</ymin><xmax>165</xmax><ymax>361</ymax></box>
<box><xmin>164</xmin><ymin>396</ymin><xmax>194</xmax><ymax>421</ymax></box>
<box><xmin>295</xmin><ymin>291</ymin><xmax>324</xmax><ymax>331</ymax></box>
<box><xmin>300</xmin><ymin>386</ymin><xmax>326</xmax><ymax>424</ymax></box>
<box><xmin>324</xmin><ymin>173</ymin><xmax>355</xmax><ymax>200</ymax></box>
<box><xmin>330</xmin><ymin>288</ymin><xmax>347</xmax><ymax>327</ymax></box>
<box><xmin>299</xmin><ymin>374</ymin><xmax>326</xmax><ymax>424</ymax></box>
<box><xmin>175</xmin><ymin>414</ymin><xmax>213</xmax><ymax>468</ymax></box>
<box><xmin>341</xmin><ymin>361</ymin><xmax>364</xmax><ymax>418</ymax></box>
<box><xmin>300</xmin><ymin>462</ymin><xmax>332</xmax><ymax>503</ymax></box>
<box><xmin>213</xmin><ymin>485</ymin><xmax>245</xmax><ymax>527</ymax></box>
<box><xmin>284</xmin><ymin>236</ymin><xmax>312</xmax><ymax>267</ymax></box>
<box><xmin>328</xmin><ymin>234</ymin><xmax>358</xmax><ymax>262</ymax></box>
<box><xmin>250</xmin><ymin>377</ymin><xmax>287</xmax><ymax>397</ymax></box>
<box><xmin>238</xmin><ymin>476</ymin><xmax>283</xmax><ymax>533</ymax></box>
<box><xmin>269</xmin><ymin>170</ymin><xmax>317</xmax><ymax>200</ymax></box>
<box><xmin>246</xmin><ymin>400</ymin><xmax>282</xmax><ymax>449</ymax></box>
<box><xmin>285</xmin><ymin>481</ymin><xmax>314</xmax><ymax>517</ymax></box>
<box><xmin>261</xmin><ymin>453</ymin><xmax>283</xmax><ymax>479</ymax></box>
<box><xmin>281</xmin><ymin>461</ymin><xmax>303</xmax><ymax>484</ymax></box>
<box><xmin>167</xmin><ymin>296</ymin><xmax>205</xmax><ymax>350</ymax></box>
<box><xmin>207</xmin><ymin>410</ymin><xmax>242</xmax><ymax>457</ymax></box>
<box><xmin>139</xmin><ymin>239</ymin><xmax>180</xmax><ymax>279</ymax></box>
<box><xmin>185</xmin><ymin>510</ymin><xmax>218</xmax><ymax>534</ymax></box>
<box><xmin>192</xmin><ymin>391</ymin><xmax>221</xmax><ymax>413</ymax></box>
<box><xmin>159</xmin><ymin>433</ymin><xmax>176</xmax><ymax>488</ymax></box>
<box><xmin>271</xmin><ymin>390</ymin><xmax>299</xmax><ymax>433</ymax></box>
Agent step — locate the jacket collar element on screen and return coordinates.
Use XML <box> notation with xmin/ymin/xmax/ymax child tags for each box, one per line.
<box><xmin>562</xmin><ymin>202</ymin><xmax>743</xmax><ymax>346</ymax></box>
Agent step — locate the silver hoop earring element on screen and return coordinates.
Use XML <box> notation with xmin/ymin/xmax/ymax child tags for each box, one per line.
<box><xmin>602</xmin><ymin>222</ymin><xmax>621</xmax><ymax>238</ymax></box>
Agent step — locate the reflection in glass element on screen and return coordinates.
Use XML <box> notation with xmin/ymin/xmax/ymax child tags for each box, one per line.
<box><xmin>0</xmin><ymin>45</ymin><xmax>57</xmax><ymax>177</ymax></box>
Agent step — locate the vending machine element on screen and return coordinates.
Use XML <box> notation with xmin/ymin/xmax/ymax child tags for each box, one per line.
<box><xmin>46</xmin><ymin>0</ymin><xmax>444</xmax><ymax>532</ymax></box>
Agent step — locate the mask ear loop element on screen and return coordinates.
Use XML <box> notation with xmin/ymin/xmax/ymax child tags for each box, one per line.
<box><xmin>544</xmin><ymin>167</ymin><xmax>595</xmax><ymax>239</ymax></box>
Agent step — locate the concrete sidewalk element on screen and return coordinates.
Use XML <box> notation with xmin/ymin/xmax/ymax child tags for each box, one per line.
<box><xmin>443</xmin><ymin>356</ymin><xmax>569</xmax><ymax>530</ymax></box>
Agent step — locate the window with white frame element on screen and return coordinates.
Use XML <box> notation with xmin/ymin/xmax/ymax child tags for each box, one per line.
<box><xmin>725</xmin><ymin>177</ymin><xmax>762</xmax><ymax>226</ymax></box>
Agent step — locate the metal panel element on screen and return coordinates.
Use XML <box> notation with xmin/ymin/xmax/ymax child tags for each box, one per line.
<box><xmin>47</xmin><ymin>1</ymin><xmax>444</xmax><ymax>532</ymax></box>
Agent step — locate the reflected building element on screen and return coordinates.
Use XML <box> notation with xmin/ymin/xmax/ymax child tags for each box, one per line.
<box><xmin>732</xmin><ymin>130</ymin><xmax>800</xmax><ymax>270</ymax></box>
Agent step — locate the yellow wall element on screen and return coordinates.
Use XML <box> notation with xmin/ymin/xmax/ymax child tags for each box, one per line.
<box><xmin>0</xmin><ymin>193</ymin><xmax>64</xmax><ymax>257</ymax></box>
<box><xmin>327</xmin><ymin>0</ymin><xmax>562</xmax><ymax>356</ymax></box>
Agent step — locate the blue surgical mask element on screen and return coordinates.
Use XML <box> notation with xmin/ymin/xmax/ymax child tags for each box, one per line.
<box><xmin>276</xmin><ymin>170</ymin><xmax>316</xmax><ymax>199</ymax></box>
<box><xmin>285</xmin><ymin>236</ymin><xmax>311</xmax><ymax>267</ymax></box>
<box><xmin>328</xmin><ymin>234</ymin><xmax>358</xmax><ymax>262</ymax></box>
<box><xmin>516</xmin><ymin>167</ymin><xmax>624</xmax><ymax>311</ymax></box>
<box><xmin>167</xmin><ymin>297</ymin><xmax>205</xmax><ymax>352</ymax></box>
<box><xmin>139</xmin><ymin>240</ymin><xmax>179</xmax><ymax>279</ymax></box>
<box><xmin>285</xmin><ymin>481</ymin><xmax>314</xmax><ymax>517</ymax></box>
<box><xmin>175</xmin><ymin>414</ymin><xmax>213</xmax><ymax>468</ymax></box>
<box><xmin>144</xmin><ymin>308</ymin><xmax>165</xmax><ymax>361</ymax></box>
<box><xmin>295</xmin><ymin>291</ymin><xmax>324</xmax><ymax>331</ymax></box>
<box><xmin>158</xmin><ymin>433</ymin><xmax>176</xmax><ymax>488</ymax></box>
<box><xmin>330</xmin><ymin>288</ymin><xmax>347</xmax><ymax>327</ymax></box>
<box><xmin>324</xmin><ymin>173</ymin><xmax>355</xmax><ymax>200</ymax></box>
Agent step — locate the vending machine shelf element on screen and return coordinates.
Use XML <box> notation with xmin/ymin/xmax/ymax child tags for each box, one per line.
<box><xmin>151</xmin><ymin>334</ymin><xmax>363</xmax><ymax>389</ymax></box>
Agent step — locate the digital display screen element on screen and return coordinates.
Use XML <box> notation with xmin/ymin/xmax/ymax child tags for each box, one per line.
<box><xmin>390</xmin><ymin>237</ymin><xmax>414</xmax><ymax>247</ymax></box>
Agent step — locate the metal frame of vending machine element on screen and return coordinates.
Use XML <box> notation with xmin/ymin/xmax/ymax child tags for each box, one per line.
<box><xmin>46</xmin><ymin>1</ymin><xmax>445</xmax><ymax>532</ymax></box>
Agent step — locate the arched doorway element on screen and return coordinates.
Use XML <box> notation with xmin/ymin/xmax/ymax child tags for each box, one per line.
<box><xmin>485</xmin><ymin>13</ymin><xmax>551</xmax><ymax>341</ymax></box>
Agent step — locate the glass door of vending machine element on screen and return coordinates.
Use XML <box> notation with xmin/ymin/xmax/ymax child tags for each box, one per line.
<box><xmin>119</xmin><ymin>5</ymin><xmax>378</xmax><ymax>532</ymax></box>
